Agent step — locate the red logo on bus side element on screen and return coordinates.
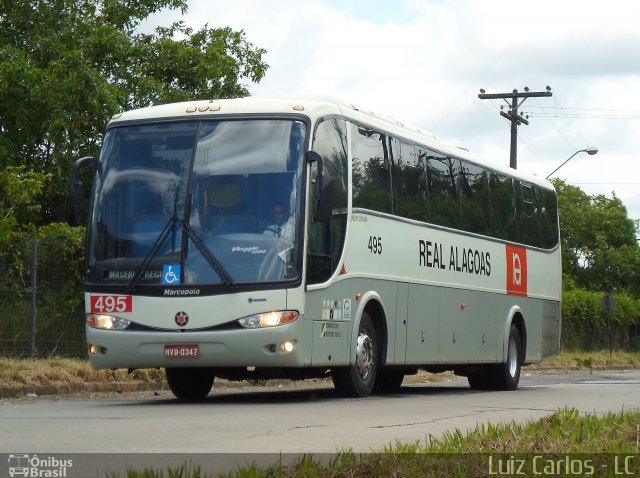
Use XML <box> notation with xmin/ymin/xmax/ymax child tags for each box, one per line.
<box><xmin>506</xmin><ymin>245</ymin><xmax>527</xmax><ymax>296</ymax></box>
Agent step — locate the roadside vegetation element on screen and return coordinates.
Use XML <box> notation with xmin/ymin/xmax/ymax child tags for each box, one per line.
<box><xmin>1</xmin><ymin>351</ymin><xmax>639</xmax><ymax>392</ymax></box>
<box><xmin>0</xmin><ymin>358</ymin><xmax>163</xmax><ymax>392</ymax></box>
<box><xmin>105</xmin><ymin>407</ymin><xmax>639</xmax><ymax>477</ymax></box>
<box><xmin>525</xmin><ymin>350</ymin><xmax>640</xmax><ymax>370</ymax></box>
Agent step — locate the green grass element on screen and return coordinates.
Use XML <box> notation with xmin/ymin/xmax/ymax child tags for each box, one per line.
<box><xmin>106</xmin><ymin>408</ymin><xmax>640</xmax><ymax>477</ymax></box>
<box><xmin>420</xmin><ymin>406</ymin><xmax>638</xmax><ymax>453</ymax></box>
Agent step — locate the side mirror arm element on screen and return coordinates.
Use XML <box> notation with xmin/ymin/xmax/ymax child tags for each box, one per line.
<box><xmin>69</xmin><ymin>156</ymin><xmax>97</xmax><ymax>227</ymax></box>
<box><xmin>305</xmin><ymin>151</ymin><xmax>324</xmax><ymax>218</ymax></box>
<box><xmin>72</xmin><ymin>156</ymin><xmax>98</xmax><ymax>182</ymax></box>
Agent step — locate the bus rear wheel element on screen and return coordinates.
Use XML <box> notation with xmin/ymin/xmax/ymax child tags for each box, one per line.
<box><xmin>332</xmin><ymin>312</ymin><xmax>379</xmax><ymax>397</ymax></box>
<box><xmin>486</xmin><ymin>324</ymin><xmax>522</xmax><ymax>391</ymax></box>
<box><xmin>165</xmin><ymin>367</ymin><xmax>214</xmax><ymax>400</ymax></box>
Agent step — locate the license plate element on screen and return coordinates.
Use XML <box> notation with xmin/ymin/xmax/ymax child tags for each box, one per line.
<box><xmin>164</xmin><ymin>344</ymin><xmax>199</xmax><ymax>359</ymax></box>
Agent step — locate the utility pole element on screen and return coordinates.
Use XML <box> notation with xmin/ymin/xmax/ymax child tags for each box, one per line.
<box><xmin>478</xmin><ymin>87</ymin><xmax>552</xmax><ymax>169</ymax></box>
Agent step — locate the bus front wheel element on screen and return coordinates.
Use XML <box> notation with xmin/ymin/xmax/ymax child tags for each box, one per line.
<box><xmin>375</xmin><ymin>369</ymin><xmax>405</xmax><ymax>393</ymax></box>
<box><xmin>332</xmin><ymin>312</ymin><xmax>379</xmax><ymax>397</ymax></box>
<box><xmin>165</xmin><ymin>367</ymin><xmax>214</xmax><ymax>400</ymax></box>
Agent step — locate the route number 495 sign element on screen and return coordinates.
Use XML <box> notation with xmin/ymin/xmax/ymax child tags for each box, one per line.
<box><xmin>90</xmin><ymin>295</ymin><xmax>133</xmax><ymax>313</ymax></box>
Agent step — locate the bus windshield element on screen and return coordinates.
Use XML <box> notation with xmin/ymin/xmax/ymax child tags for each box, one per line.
<box><xmin>86</xmin><ymin>119</ymin><xmax>307</xmax><ymax>289</ymax></box>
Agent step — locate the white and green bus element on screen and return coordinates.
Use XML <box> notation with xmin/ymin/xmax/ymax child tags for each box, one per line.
<box><xmin>71</xmin><ymin>96</ymin><xmax>561</xmax><ymax>399</ymax></box>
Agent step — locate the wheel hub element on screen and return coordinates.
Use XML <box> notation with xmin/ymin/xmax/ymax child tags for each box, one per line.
<box><xmin>507</xmin><ymin>337</ymin><xmax>518</xmax><ymax>377</ymax></box>
<box><xmin>355</xmin><ymin>332</ymin><xmax>374</xmax><ymax>379</ymax></box>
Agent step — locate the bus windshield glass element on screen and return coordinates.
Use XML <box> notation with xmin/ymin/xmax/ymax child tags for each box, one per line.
<box><xmin>86</xmin><ymin>119</ymin><xmax>307</xmax><ymax>288</ymax></box>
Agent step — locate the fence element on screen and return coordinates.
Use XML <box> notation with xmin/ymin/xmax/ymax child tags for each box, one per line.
<box><xmin>562</xmin><ymin>316</ymin><xmax>640</xmax><ymax>352</ymax></box>
<box><xmin>561</xmin><ymin>288</ymin><xmax>640</xmax><ymax>352</ymax></box>
<box><xmin>0</xmin><ymin>231</ymin><xmax>86</xmax><ymax>359</ymax></box>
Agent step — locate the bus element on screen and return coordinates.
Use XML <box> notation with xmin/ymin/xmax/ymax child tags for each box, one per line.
<box><xmin>70</xmin><ymin>95</ymin><xmax>561</xmax><ymax>399</ymax></box>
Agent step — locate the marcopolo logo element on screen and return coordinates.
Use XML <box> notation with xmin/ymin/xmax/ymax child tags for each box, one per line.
<box><xmin>174</xmin><ymin>311</ymin><xmax>189</xmax><ymax>327</ymax></box>
<box><xmin>8</xmin><ymin>454</ymin><xmax>73</xmax><ymax>477</ymax></box>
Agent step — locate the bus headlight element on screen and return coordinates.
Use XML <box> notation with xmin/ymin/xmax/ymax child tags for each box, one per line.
<box><xmin>86</xmin><ymin>314</ymin><xmax>131</xmax><ymax>330</ymax></box>
<box><xmin>238</xmin><ymin>311</ymin><xmax>299</xmax><ymax>329</ymax></box>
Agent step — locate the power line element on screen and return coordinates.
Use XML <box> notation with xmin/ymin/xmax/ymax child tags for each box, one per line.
<box><xmin>549</xmin><ymin>96</ymin><xmax>591</xmax><ymax>147</ymax></box>
<box><xmin>526</xmin><ymin>95</ymin><xmax>640</xmax><ymax>204</ymax></box>
<box><xmin>524</xmin><ymin>105</ymin><xmax>640</xmax><ymax>119</ymax></box>
<box><xmin>477</xmin><ymin>90</ymin><xmax>640</xmax><ymax>210</ymax></box>
<box><xmin>533</xmin><ymin>97</ymin><xmax>581</xmax><ymax>153</ymax></box>
<box><xmin>574</xmin><ymin>182</ymin><xmax>640</xmax><ymax>185</ymax></box>
<box><xmin>528</xmin><ymin>113</ymin><xmax>640</xmax><ymax>119</ymax></box>
<box><xmin>531</xmin><ymin>106</ymin><xmax>640</xmax><ymax>114</ymax></box>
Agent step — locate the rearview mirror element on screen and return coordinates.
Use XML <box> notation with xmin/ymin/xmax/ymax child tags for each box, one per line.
<box><xmin>306</xmin><ymin>151</ymin><xmax>324</xmax><ymax>218</ymax></box>
<box><xmin>68</xmin><ymin>156</ymin><xmax>97</xmax><ymax>227</ymax></box>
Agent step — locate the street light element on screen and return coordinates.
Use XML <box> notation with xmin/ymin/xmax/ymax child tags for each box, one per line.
<box><xmin>545</xmin><ymin>146</ymin><xmax>599</xmax><ymax>179</ymax></box>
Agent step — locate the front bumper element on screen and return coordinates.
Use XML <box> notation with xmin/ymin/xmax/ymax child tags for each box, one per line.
<box><xmin>86</xmin><ymin>319</ymin><xmax>309</xmax><ymax>369</ymax></box>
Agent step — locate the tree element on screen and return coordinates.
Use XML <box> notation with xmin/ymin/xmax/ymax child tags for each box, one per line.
<box><xmin>553</xmin><ymin>179</ymin><xmax>640</xmax><ymax>295</ymax></box>
<box><xmin>0</xmin><ymin>0</ymin><xmax>268</xmax><ymax>224</ymax></box>
<box><xmin>0</xmin><ymin>166</ymin><xmax>49</xmax><ymax>239</ymax></box>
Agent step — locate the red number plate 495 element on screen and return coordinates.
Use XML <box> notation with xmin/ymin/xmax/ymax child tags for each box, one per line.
<box><xmin>164</xmin><ymin>344</ymin><xmax>200</xmax><ymax>359</ymax></box>
<box><xmin>90</xmin><ymin>295</ymin><xmax>132</xmax><ymax>313</ymax></box>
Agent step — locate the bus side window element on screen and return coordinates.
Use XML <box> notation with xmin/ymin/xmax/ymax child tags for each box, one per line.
<box><xmin>392</xmin><ymin>141</ymin><xmax>429</xmax><ymax>222</ymax></box>
<box><xmin>351</xmin><ymin>124</ymin><xmax>392</xmax><ymax>214</ymax></box>
<box><xmin>459</xmin><ymin>162</ymin><xmax>490</xmax><ymax>235</ymax></box>
<box><xmin>516</xmin><ymin>181</ymin><xmax>540</xmax><ymax>247</ymax></box>
<box><xmin>539</xmin><ymin>187</ymin><xmax>559</xmax><ymax>248</ymax></box>
<box><xmin>307</xmin><ymin>118</ymin><xmax>348</xmax><ymax>284</ymax></box>
<box><xmin>489</xmin><ymin>173</ymin><xmax>517</xmax><ymax>241</ymax></box>
<box><xmin>427</xmin><ymin>155</ymin><xmax>460</xmax><ymax>229</ymax></box>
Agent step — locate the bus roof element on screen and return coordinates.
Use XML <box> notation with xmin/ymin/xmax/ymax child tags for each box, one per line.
<box><xmin>109</xmin><ymin>95</ymin><xmax>554</xmax><ymax>190</ymax></box>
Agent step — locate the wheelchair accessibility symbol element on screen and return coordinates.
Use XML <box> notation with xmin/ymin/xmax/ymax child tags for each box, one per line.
<box><xmin>162</xmin><ymin>264</ymin><xmax>181</xmax><ymax>285</ymax></box>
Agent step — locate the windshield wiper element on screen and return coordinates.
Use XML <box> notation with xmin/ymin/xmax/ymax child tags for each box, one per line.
<box><xmin>128</xmin><ymin>186</ymin><xmax>236</xmax><ymax>290</ymax></box>
<box><xmin>128</xmin><ymin>215</ymin><xmax>177</xmax><ymax>292</ymax></box>
<box><xmin>128</xmin><ymin>184</ymin><xmax>181</xmax><ymax>291</ymax></box>
<box><xmin>182</xmin><ymin>223</ymin><xmax>235</xmax><ymax>288</ymax></box>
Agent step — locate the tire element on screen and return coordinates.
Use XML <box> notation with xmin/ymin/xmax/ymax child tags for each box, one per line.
<box><xmin>375</xmin><ymin>370</ymin><xmax>405</xmax><ymax>393</ymax></box>
<box><xmin>486</xmin><ymin>324</ymin><xmax>522</xmax><ymax>391</ymax></box>
<box><xmin>332</xmin><ymin>312</ymin><xmax>379</xmax><ymax>397</ymax></box>
<box><xmin>165</xmin><ymin>367</ymin><xmax>214</xmax><ymax>400</ymax></box>
<box><xmin>467</xmin><ymin>372</ymin><xmax>487</xmax><ymax>390</ymax></box>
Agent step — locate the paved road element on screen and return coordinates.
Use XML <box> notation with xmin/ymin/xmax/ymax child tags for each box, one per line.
<box><xmin>1</xmin><ymin>371</ymin><xmax>639</xmax><ymax>475</ymax></box>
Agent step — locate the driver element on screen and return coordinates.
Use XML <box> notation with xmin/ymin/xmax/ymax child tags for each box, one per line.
<box><xmin>263</xmin><ymin>201</ymin><xmax>295</xmax><ymax>241</ymax></box>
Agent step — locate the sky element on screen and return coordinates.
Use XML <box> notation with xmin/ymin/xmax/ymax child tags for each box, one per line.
<box><xmin>149</xmin><ymin>0</ymin><xmax>640</xmax><ymax>219</ymax></box>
